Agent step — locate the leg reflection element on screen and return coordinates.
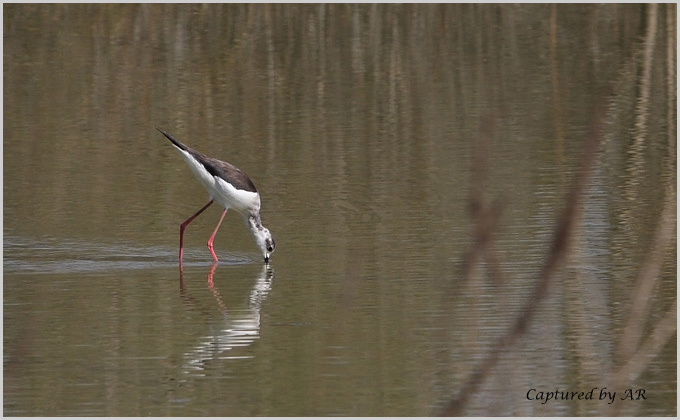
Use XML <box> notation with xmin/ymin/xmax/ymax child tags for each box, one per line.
<box><xmin>180</xmin><ymin>264</ymin><xmax>275</xmax><ymax>375</ymax></box>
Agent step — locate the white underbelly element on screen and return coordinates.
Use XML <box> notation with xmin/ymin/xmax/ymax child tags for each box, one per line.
<box><xmin>212</xmin><ymin>176</ymin><xmax>260</xmax><ymax>214</ymax></box>
<box><xmin>175</xmin><ymin>147</ymin><xmax>261</xmax><ymax>214</ymax></box>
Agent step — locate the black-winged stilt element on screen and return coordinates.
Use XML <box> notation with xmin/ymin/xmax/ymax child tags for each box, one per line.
<box><xmin>157</xmin><ymin>128</ymin><xmax>275</xmax><ymax>264</ymax></box>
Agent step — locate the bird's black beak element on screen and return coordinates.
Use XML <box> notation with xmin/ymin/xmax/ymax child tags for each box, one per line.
<box><xmin>264</xmin><ymin>256</ymin><xmax>269</xmax><ymax>264</ymax></box>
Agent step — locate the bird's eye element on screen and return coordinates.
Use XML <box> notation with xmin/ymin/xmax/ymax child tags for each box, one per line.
<box><xmin>267</xmin><ymin>245</ymin><xmax>274</xmax><ymax>252</ymax></box>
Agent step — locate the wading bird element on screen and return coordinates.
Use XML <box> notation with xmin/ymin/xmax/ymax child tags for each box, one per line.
<box><xmin>157</xmin><ymin>128</ymin><xmax>275</xmax><ymax>264</ymax></box>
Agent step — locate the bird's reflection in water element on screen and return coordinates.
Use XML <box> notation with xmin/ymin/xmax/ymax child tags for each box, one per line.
<box><xmin>179</xmin><ymin>262</ymin><xmax>274</xmax><ymax>375</ymax></box>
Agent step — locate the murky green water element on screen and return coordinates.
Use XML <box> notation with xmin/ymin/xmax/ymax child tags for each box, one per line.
<box><xmin>4</xmin><ymin>4</ymin><xmax>676</xmax><ymax>416</ymax></box>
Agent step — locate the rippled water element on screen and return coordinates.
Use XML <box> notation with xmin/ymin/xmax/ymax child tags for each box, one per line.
<box><xmin>4</xmin><ymin>4</ymin><xmax>676</xmax><ymax>416</ymax></box>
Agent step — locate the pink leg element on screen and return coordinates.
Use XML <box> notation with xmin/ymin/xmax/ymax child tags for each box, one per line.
<box><xmin>207</xmin><ymin>208</ymin><xmax>228</xmax><ymax>262</ymax></box>
<box><xmin>179</xmin><ymin>200</ymin><xmax>214</xmax><ymax>261</ymax></box>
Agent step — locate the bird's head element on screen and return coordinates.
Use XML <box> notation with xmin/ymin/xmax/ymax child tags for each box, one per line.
<box><xmin>248</xmin><ymin>215</ymin><xmax>276</xmax><ymax>263</ymax></box>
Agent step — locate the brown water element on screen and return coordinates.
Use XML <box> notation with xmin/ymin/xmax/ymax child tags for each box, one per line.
<box><xmin>3</xmin><ymin>4</ymin><xmax>676</xmax><ymax>416</ymax></box>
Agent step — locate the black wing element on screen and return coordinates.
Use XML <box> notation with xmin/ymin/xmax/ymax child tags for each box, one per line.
<box><xmin>157</xmin><ymin>127</ymin><xmax>258</xmax><ymax>193</ymax></box>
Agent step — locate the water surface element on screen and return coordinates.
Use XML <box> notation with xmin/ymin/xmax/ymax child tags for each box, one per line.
<box><xmin>4</xmin><ymin>4</ymin><xmax>676</xmax><ymax>416</ymax></box>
